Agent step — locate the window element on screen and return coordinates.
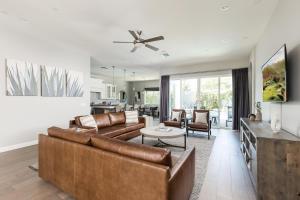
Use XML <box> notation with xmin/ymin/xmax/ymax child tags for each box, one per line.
<box><xmin>170</xmin><ymin>80</ymin><xmax>180</xmax><ymax>109</ymax></box>
<box><xmin>181</xmin><ymin>79</ymin><xmax>197</xmax><ymax>115</ymax></box>
<box><xmin>169</xmin><ymin>75</ymin><xmax>232</xmax><ymax>128</ymax></box>
<box><xmin>144</xmin><ymin>91</ymin><xmax>160</xmax><ymax>105</ymax></box>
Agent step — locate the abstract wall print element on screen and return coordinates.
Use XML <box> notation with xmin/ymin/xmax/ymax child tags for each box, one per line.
<box><xmin>66</xmin><ymin>70</ymin><xmax>84</xmax><ymax>97</ymax></box>
<box><xmin>6</xmin><ymin>59</ymin><xmax>39</xmax><ymax>96</ymax></box>
<box><xmin>41</xmin><ymin>66</ymin><xmax>65</xmax><ymax>97</ymax></box>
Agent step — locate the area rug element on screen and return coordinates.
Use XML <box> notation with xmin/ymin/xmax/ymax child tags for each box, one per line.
<box><xmin>130</xmin><ymin>135</ymin><xmax>215</xmax><ymax>200</ymax></box>
<box><xmin>30</xmin><ymin>135</ymin><xmax>215</xmax><ymax>200</ymax></box>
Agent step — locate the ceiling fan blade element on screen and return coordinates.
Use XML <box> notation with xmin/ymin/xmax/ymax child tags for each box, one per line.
<box><xmin>128</xmin><ymin>30</ymin><xmax>139</xmax><ymax>40</ymax></box>
<box><xmin>131</xmin><ymin>46</ymin><xmax>138</xmax><ymax>53</ymax></box>
<box><xmin>113</xmin><ymin>41</ymin><xmax>133</xmax><ymax>43</ymax></box>
<box><xmin>145</xmin><ymin>44</ymin><xmax>159</xmax><ymax>51</ymax></box>
<box><xmin>142</xmin><ymin>36</ymin><xmax>164</xmax><ymax>43</ymax></box>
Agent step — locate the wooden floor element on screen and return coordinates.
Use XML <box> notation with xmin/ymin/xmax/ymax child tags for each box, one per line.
<box><xmin>199</xmin><ymin>130</ymin><xmax>256</xmax><ymax>200</ymax></box>
<box><xmin>0</xmin><ymin>130</ymin><xmax>256</xmax><ymax>200</ymax></box>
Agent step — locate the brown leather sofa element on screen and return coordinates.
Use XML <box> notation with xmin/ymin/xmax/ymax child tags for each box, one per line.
<box><xmin>69</xmin><ymin>112</ymin><xmax>145</xmax><ymax>141</ymax></box>
<box><xmin>39</xmin><ymin>127</ymin><xmax>195</xmax><ymax>200</ymax></box>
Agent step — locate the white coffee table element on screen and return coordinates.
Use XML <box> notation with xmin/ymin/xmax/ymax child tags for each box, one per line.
<box><xmin>141</xmin><ymin>126</ymin><xmax>187</xmax><ymax>150</ymax></box>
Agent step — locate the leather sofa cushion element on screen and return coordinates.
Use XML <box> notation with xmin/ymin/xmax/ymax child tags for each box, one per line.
<box><xmin>48</xmin><ymin>126</ymin><xmax>95</xmax><ymax>145</ymax></box>
<box><xmin>98</xmin><ymin>123</ymin><xmax>144</xmax><ymax>138</ymax></box>
<box><xmin>188</xmin><ymin>122</ymin><xmax>208</xmax><ymax>130</ymax></box>
<box><xmin>98</xmin><ymin>126</ymin><xmax>127</xmax><ymax>138</ymax></box>
<box><xmin>113</xmin><ymin>130</ymin><xmax>141</xmax><ymax>141</ymax></box>
<box><xmin>124</xmin><ymin>123</ymin><xmax>144</xmax><ymax>132</ymax></box>
<box><xmin>108</xmin><ymin>112</ymin><xmax>126</xmax><ymax>125</ymax></box>
<box><xmin>91</xmin><ymin>135</ymin><xmax>172</xmax><ymax>168</ymax></box>
<box><xmin>93</xmin><ymin>113</ymin><xmax>111</xmax><ymax>128</ymax></box>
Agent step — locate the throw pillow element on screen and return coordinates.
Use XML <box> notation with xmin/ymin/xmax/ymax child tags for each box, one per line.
<box><xmin>79</xmin><ymin>115</ymin><xmax>98</xmax><ymax>131</ymax></box>
<box><xmin>171</xmin><ymin>111</ymin><xmax>181</xmax><ymax>121</ymax></box>
<box><xmin>125</xmin><ymin>110</ymin><xmax>139</xmax><ymax>123</ymax></box>
<box><xmin>195</xmin><ymin>112</ymin><xmax>208</xmax><ymax>125</ymax></box>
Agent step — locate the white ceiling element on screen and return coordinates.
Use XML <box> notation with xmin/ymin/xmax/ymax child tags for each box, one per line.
<box><xmin>0</xmin><ymin>0</ymin><xmax>279</xmax><ymax>80</ymax></box>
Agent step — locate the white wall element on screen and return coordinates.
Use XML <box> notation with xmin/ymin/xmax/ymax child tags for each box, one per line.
<box><xmin>0</xmin><ymin>30</ymin><xmax>90</xmax><ymax>152</ymax></box>
<box><xmin>160</xmin><ymin>58</ymin><xmax>249</xmax><ymax>76</ymax></box>
<box><xmin>252</xmin><ymin>0</ymin><xmax>300</xmax><ymax>137</ymax></box>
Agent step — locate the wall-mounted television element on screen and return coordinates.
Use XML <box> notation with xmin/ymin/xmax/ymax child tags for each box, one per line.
<box><xmin>262</xmin><ymin>45</ymin><xmax>287</xmax><ymax>102</ymax></box>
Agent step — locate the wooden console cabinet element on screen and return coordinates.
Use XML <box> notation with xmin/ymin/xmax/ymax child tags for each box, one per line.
<box><xmin>240</xmin><ymin>118</ymin><xmax>300</xmax><ymax>200</ymax></box>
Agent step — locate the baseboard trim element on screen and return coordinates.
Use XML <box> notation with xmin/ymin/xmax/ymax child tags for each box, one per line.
<box><xmin>0</xmin><ymin>140</ymin><xmax>38</xmax><ymax>153</ymax></box>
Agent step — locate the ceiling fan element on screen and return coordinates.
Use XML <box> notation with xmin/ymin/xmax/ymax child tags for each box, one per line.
<box><xmin>113</xmin><ymin>30</ymin><xmax>165</xmax><ymax>53</ymax></box>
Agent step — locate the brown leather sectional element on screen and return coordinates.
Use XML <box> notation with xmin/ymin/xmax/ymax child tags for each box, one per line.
<box><xmin>39</xmin><ymin>126</ymin><xmax>196</xmax><ymax>200</ymax></box>
<box><xmin>69</xmin><ymin>112</ymin><xmax>145</xmax><ymax>141</ymax></box>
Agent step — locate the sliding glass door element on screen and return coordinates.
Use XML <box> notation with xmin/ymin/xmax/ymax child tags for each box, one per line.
<box><xmin>199</xmin><ymin>77</ymin><xmax>219</xmax><ymax>128</ymax></box>
<box><xmin>169</xmin><ymin>75</ymin><xmax>232</xmax><ymax>129</ymax></box>
<box><xmin>170</xmin><ymin>80</ymin><xmax>181</xmax><ymax>109</ymax></box>
<box><xmin>219</xmin><ymin>76</ymin><xmax>232</xmax><ymax>128</ymax></box>
<box><xmin>181</xmin><ymin>79</ymin><xmax>197</xmax><ymax>116</ymax></box>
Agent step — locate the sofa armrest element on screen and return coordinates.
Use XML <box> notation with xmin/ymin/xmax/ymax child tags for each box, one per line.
<box><xmin>69</xmin><ymin>120</ymin><xmax>77</xmax><ymax>128</ymax></box>
<box><xmin>169</xmin><ymin>147</ymin><xmax>195</xmax><ymax>200</ymax></box>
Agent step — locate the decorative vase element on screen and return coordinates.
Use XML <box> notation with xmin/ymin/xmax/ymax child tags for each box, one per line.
<box><xmin>271</xmin><ymin>118</ymin><xmax>281</xmax><ymax>133</ymax></box>
<box><xmin>248</xmin><ymin>114</ymin><xmax>256</xmax><ymax>121</ymax></box>
<box><xmin>255</xmin><ymin>109</ymin><xmax>262</xmax><ymax>121</ymax></box>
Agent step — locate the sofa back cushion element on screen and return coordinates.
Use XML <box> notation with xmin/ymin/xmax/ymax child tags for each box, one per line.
<box><xmin>91</xmin><ymin>135</ymin><xmax>172</xmax><ymax>168</ymax></box>
<box><xmin>93</xmin><ymin>113</ymin><xmax>111</xmax><ymax>128</ymax></box>
<box><xmin>48</xmin><ymin>126</ymin><xmax>95</xmax><ymax>145</ymax></box>
<box><xmin>108</xmin><ymin>112</ymin><xmax>126</xmax><ymax>125</ymax></box>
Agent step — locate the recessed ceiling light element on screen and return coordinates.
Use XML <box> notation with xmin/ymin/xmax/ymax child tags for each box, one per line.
<box><xmin>160</xmin><ymin>50</ymin><xmax>170</xmax><ymax>57</ymax></box>
<box><xmin>220</xmin><ymin>5</ymin><xmax>230</xmax><ymax>12</ymax></box>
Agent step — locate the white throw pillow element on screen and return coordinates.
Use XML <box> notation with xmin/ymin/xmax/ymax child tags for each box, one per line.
<box><xmin>125</xmin><ymin>111</ymin><xmax>139</xmax><ymax>123</ymax></box>
<box><xmin>195</xmin><ymin>112</ymin><xmax>208</xmax><ymax>124</ymax></box>
<box><xmin>79</xmin><ymin>115</ymin><xmax>98</xmax><ymax>131</ymax></box>
<box><xmin>171</xmin><ymin>111</ymin><xmax>181</xmax><ymax>121</ymax></box>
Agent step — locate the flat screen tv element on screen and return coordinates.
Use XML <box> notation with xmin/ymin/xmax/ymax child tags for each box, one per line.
<box><xmin>262</xmin><ymin>45</ymin><xmax>287</xmax><ymax>102</ymax></box>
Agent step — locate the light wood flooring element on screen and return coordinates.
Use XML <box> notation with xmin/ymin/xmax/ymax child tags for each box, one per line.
<box><xmin>199</xmin><ymin>130</ymin><xmax>256</xmax><ymax>200</ymax></box>
<box><xmin>0</xmin><ymin>130</ymin><xmax>256</xmax><ymax>200</ymax></box>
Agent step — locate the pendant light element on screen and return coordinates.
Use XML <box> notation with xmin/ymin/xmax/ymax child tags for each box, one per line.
<box><xmin>123</xmin><ymin>69</ymin><xmax>126</xmax><ymax>90</ymax></box>
<box><xmin>132</xmin><ymin>72</ymin><xmax>136</xmax><ymax>91</ymax></box>
<box><xmin>112</xmin><ymin>66</ymin><xmax>115</xmax><ymax>85</ymax></box>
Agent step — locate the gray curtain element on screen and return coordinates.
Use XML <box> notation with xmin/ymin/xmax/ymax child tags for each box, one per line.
<box><xmin>160</xmin><ymin>75</ymin><xmax>170</xmax><ymax>122</ymax></box>
<box><xmin>232</xmin><ymin>68</ymin><xmax>250</xmax><ymax>130</ymax></box>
